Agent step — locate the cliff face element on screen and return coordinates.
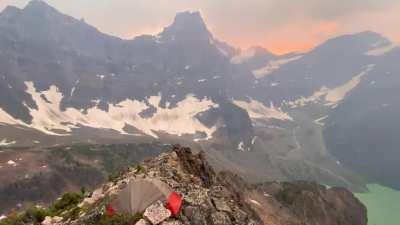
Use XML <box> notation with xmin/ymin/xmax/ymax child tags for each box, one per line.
<box><xmin>248</xmin><ymin>181</ymin><xmax>367</xmax><ymax>225</ymax></box>
<box><xmin>0</xmin><ymin>145</ymin><xmax>367</xmax><ymax>225</ymax></box>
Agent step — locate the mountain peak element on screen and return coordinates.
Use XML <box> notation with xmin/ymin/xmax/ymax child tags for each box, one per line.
<box><xmin>159</xmin><ymin>11</ymin><xmax>212</xmax><ymax>42</ymax></box>
<box><xmin>312</xmin><ymin>31</ymin><xmax>392</xmax><ymax>55</ymax></box>
<box><xmin>173</xmin><ymin>11</ymin><xmax>205</xmax><ymax>26</ymax></box>
<box><xmin>23</xmin><ymin>0</ymin><xmax>58</xmax><ymax>14</ymax></box>
<box><xmin>0</xmin><ymin>5</ymin><xmax>20</xmax><ymax>17</ymax></box>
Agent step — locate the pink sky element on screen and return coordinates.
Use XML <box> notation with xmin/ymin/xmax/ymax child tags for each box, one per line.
<box><xmin>1</xmin><ymin>0</ymin><xmax>399</xmax><ymax>54</ymax></box>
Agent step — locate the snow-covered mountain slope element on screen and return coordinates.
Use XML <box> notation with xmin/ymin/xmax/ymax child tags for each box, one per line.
<box><xmin>1</xmin><ymin>0</ymin><xmax>400</xmax><ymax>191</ymax></box>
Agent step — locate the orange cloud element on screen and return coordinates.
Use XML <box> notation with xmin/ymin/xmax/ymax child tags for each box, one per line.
<box><xmin>260</xmin><ymin>20</ymin><xmax>340</xmax><ymax>54</ymax></box>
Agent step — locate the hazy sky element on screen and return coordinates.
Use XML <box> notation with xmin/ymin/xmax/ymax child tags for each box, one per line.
<box><xmin>1</xmin><ymin>0</ymin><xmax>400</xmax><ymax>54</ymax></box>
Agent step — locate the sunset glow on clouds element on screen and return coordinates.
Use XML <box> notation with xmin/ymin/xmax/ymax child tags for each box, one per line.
<box><xmin>1</xmin><ymin>0</ymin><xmax>399</xmax><ymax>54</ymax></box>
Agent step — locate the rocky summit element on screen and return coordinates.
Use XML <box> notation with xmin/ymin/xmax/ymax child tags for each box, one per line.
<box><xmin>0</xmin><ymin>145</ymin><xmax>367</xmax><ymax>225</ymax></box>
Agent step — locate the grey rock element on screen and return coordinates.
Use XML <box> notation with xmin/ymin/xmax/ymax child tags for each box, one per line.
<box><xmin>184</xmin><ymin>206</ymin><xmax>208</xmax><ymax>225</ymax></box>
<box><xmin>212</xmin><ymin>197</ymin><xmax>232</xmax><ymax>213</ymax></box>
<box><xmin>210</xmin><ymin>212</ymin><xmax>232</xmax><ymax>225</ymax></box>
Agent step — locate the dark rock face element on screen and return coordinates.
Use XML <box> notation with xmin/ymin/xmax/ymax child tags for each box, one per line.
<box><xmin>323</xmin><ymin>48</ymin><xmax>400</xmax><ymax>189</ymax></box>
<box><xmin>253</xmin><ymin>181</ymin><xmax>368</xmax><ymax>225</ymax></box>
<box><xmin>174</xmin><ymin>145</ymin><xmax>216</xmax><ymax>188</ymax></box>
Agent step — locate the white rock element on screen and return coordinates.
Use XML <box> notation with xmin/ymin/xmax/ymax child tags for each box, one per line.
<box><xmin>80</xmin><ymin>188</ymin><xmax>104</xmax><ymax>206</ymax></box>
<box><xmin>144</xmin><ymin>201</ymin><xmax>171</xmax><ymax>225</ymax></box>
<box><xmin>41</xmin><ymin>216</ymin><xmax>63</xmax><ymax>225</ymax></box>
<box><xmin>7</xmin><ymin>160</ymin><xmax>17</xmax><ymax>166</ymax></box>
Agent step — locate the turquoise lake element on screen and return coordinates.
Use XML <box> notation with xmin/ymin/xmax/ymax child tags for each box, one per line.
<box><xmin>355</xmin><ymin>184</ymin><xmax>400</xmax><ymax>225</ymax></box>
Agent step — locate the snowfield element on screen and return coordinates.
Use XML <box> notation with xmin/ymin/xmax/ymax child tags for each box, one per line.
<box><xmin>365</xmin><ymin>41</ymin><xmax>398</xmax><ymax>56</ymax></box>
<box><xmin>0</xmin><ymin>81</ymin><xmax>219</xmax><ymax>139</ymax></box>
<box><xmin>230</xmin><ymin>48</ymin><xmax>257</xmax><ymax>64</ymax></box>
<box><xmin>233</xmin><ymin>98</ymin><xmax>293</xmax><ymax>121</ymax></box>
<box><xmin>252</xmin><ymin>55</ymin><xmax>303</xmax><ymax>79</ymax></box>
<box><xmin>286</xmin><ymin>64</ymin><xmax>374</xmax><ymax>108</ymax></box>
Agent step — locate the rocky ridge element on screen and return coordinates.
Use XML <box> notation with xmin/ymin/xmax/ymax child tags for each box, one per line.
<box><xmin>1</xmin><ymin>145</ymin><xmax>367</xmax><ymax>225</ymax></box>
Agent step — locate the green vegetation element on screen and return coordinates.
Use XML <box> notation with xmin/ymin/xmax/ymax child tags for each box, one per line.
<box><xmin>275</xmin><ymin>188</ymin><xmax>293</xmax><ymax>205</ymax></box>
<box><xmin>274</xmin><ymin>184</ymin><xmax>302</xmax><ymax>206</ymax></box>
<box><xmin>49</xmin><ymin>143</ymin><xmax>162</xmax><ymax>177</ymax></box>
<box><xmin>52</xmin><ymin>192</ymin><xmax>83</xmax><ymax>212</ymax></box>
<box><xmin>0</xmin><ymin>143</ymin><xmax>166</xmax><ymax>224</ymax></box>
<box><xmin>135</xmin><ymin>165</ymin><xmax>146</xmax><ymax>174</ymax></box>
<box><xmin>0</xmin><ymin>192</ymin><xmax>84</xmax><ymax>225</ymax></box>
<box><xmin>0</xmin><ymin>189</ymin><xmax>143</xmax><ymax>225</ymax></box>
<box><xmin>85</xmin><ymin>213</ymin><xmax>143</xmax><ymax>225</ymax></box>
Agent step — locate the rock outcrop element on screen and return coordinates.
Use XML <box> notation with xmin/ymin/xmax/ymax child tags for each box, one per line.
<box><xmin>0</xmin><ymin>145</ymin><xmax>367</xmax><ymax>225</ymax></box>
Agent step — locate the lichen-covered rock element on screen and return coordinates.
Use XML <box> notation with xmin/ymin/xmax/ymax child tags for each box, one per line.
<box><xmin>79</xmin><ymin>188</ymin><xmax>104</xmax><ymax>206</ymax></box>
<box><xmin>136</xmin><ymin>219</ymin><xmax>150</xmax><ymax>225</ymax></box>
<box><xmin>212</xmin><ymin>197</ymin><xmax>232</xmax><ymax>213</ymax></box>
<box><xmin>161</xmin><ymin>220</ymin><xmax>183</xmax><ymax>225</ymax></box>
<box><xmin>42</xmin><ymin>216</ymin><xmax>63</xmax><ymax>225</ymax></box>
<box><xmin>210</xmin><ymin>212</ymin><xmax>232</xmax><ymax>225</ymax></box>
<box><xmin>144</xmin><ymin>201</ymin><xmax>172</xmax><ymax>225</ymax></box>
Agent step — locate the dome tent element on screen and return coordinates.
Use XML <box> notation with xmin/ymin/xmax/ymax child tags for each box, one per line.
<box><xmin>111</xmin><ymin>178</ymin><xmax>174</xmax><ymax>214</ymax></box>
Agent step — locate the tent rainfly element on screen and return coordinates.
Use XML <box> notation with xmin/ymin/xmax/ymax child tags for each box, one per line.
<box><xmin>110</xmin><ymin>178</ymin><xmax>174</xmax><ymax>214</ymax></box>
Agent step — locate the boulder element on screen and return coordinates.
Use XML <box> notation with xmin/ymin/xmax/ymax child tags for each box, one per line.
<box><xmin>212</xmin><ymin>197</ymin><xmax>232</xmax><ymax>213</ymax></box>
<box><xmin>144</xmin><ymin>201</ymin><xmax>172</xmax><ymax>224</ymax></box>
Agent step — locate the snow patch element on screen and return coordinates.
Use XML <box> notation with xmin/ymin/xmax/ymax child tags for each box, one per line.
<box><xmin>0</xmin><ymin>82</ymin><xmax>219</xmax><ymax>139</ymax></box>
<box><xmin>96</xmin><ymin>74</ymin><xmax>106</xmax><ymax>80</ymax></box>
<box><xmin>7</xmin><ymin>160</ymin><xmax>17</xmax><ymax>166</ymax></box>
<box><xmin>365</xmin><ymin>42</ymin><xmax>398</xmax><ymax>56</ymax></box>
<box><xmin>237</xmin><ymin>141</ymin><xmax>245</xmax><ymax>151</ymax></box>
<box><xmin>197</xmin><ymin>79</ymin><xmax>207</xmax><ymax>83</ymax></box>
<box><xmin>0</xmin><ymin>108</ymin><xmax>26</xmax><ymax>126</ymax></box>
<box><xmin>0</xmin><ymin>139</ymin><xmax>16</xmax><ymax>146</ymax></box>
<box><xmin>70</xmin><ymin>79</ymin><xmax>80</xmax><ymax>97</ymax></box>
<box><xmin>314</xmin><ymin>115</ymin><xmax>328</xmax><ymax>126</ymax></box>
<box><xmin>270</xmin><ymin>82</ymin><xmax>279</xmax><ymax>87</ymax></box>
<box><xmin>251</xmin><ymin>136</ymin><xmax>258</xmax><ymax>145</ymax></box>
<box><xmin>233</xmin><ymin>99</ymin><xmax>293</xmax><ymax>121</ymax></box>
<box><xmin>286</xmin><ymin>65</ymin><xmax>374</xmax><ymax>108</ymax></box>
<box><xmin>252</xmin><ymin>55</ymin><xmax>303</xmax><ymax>79</ymax></box>
<box><xmin>230</xmin><ymin>48</ymin><xmax>257</xmax><ymax>64</ymax></box>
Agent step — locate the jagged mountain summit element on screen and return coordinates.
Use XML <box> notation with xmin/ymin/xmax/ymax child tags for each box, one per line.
<box><xmin>0</xmin><ymin>145</ymin><xmax>368</xmax><ymax>225</ymax></box>
<box><xmin>0</xmin><ymin>0</ymin><xmax>400</xmax><ymax>204</ymax></box>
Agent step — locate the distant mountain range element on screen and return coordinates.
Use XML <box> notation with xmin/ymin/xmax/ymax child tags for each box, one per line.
<box><xmin>0</xmin><ymin>0</ymin><xmax>399</xmax><ymax>194</ymax></box>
